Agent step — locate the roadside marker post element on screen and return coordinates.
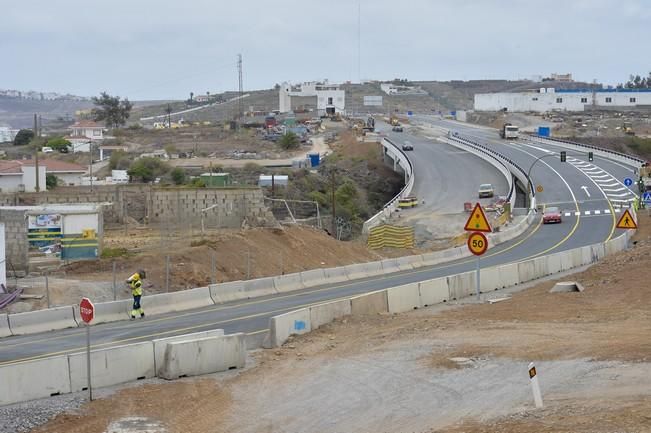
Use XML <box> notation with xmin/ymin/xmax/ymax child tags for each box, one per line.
<box><xmin>528</xmin><ymin>362</ymin><xmax>544</xmax><ymax>408</ymax></box>
<box><xmin>465</xmin><ymin>205</ymin><xmax>491</xmax><ymax>301</ymax></box>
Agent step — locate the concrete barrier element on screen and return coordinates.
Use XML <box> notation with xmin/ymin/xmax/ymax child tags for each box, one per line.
<box><xmin>268</xmin><ymin>308</ymin><xmax>311</xmax><ymax>347</ymax></box>
<box><xmin>210</xmin><ymin>280</ymin><xmax>246</xmax><ymax>303</ymax></box>
<box><xmin>310</xmin><ymin>299</ymin><xmax>351</xmax><ymax>329</ymax></box>
<box><xmin>580</xmin><ymin>246</ymin><xmax>594</xmax><ymax>266</ymax></box>
<box><xmin>273</xmin><ymin>273</ymin><xmax>304</xmax><ymax>293</ymax></box>
<box><xmin>0</xmin><ymin>356</ymin><xmax>71</xmax><ymax>405</ymax></box>
<box><xmin>591</xmin><ymin>243</ymin><xmax>606</xmax><ymax>262</ymax></box>
<box><xmin>546</xmin><ymin>253</ymin><xmax>563</xmax><ymax>274</ymax></box>
<box><xmin>0</xmin><ymin>313</ymin><xmax>11</xmax><ymax>337</ymax></box>
<box><xmin>153</xmin><ymin>329</ymin><xmax>225</xmax><ymax>375</ymax></box>
<box><xmin>497</xmin><ymin>263</ymin><xmax>519</xmax><ymax>288</ymax></box>
<box><xmin>68</xmin><ymin>342</ymin><xmax>155</xmax><ymax>392</ymax></box>
<box><xmin>74</xmin><ymin>299</ymin><xmax>131</xmax><ymax>325</ymax></box>
<box><xmin>8</xmin><ymin>305</ymin><xmax>78</xmax><ymax>335</ymax></box>
<box><xmin>402</xmin><ymin>255</ymin><xmax>425</xmax><ymax>269</ymax></box>
<box><xmin>517</xmin><ymin>259</ymin><xmax>538</xmax><ymax>283</ymax></box>
<box><xmin>387</xmin><ymin>283</ymin><xmax>421</xmax><ymax>313</ymax></box>
<box><xmin>210</xmin><ymin>277</ymin><xmax>276</xmax><ymax>303</ymax></box>
<box><xmin>300</xmin><ymin>268</ymin><xmax>326</xmax><ymax>288</ymax></box>
<box><xmin>243</xmin><ymin>277</ymin><xmax>279</xmax><ymax>298</ymax></box>
<box><xmin>447</xmin><ymin>272</ymin><xmax>476</xmax><ymax>300</ymax></box>
<box><xmin>569</xmin><ymin>249</ymin><xmax>584</xmax><ymax>269</ymax></box>
<box><xmin>380</xmin><ymin>259</ymin><xmax>402</xmax><ymax>275</ymax></box>
<box><xmin>350</xmin><ymin>290</ymin><xmax>388</xmax><ymax>315</ymax></box>
<box><xmin>344</xmin><ymin>261</ymin><xmax>384</xmax><ymax>280</ymax></box>
<box><xmin>141</xmin><ymin>286</ymin><xmax>214</xmax><ymax>316</ymax></box>
<box><xmin>419</xmin><ymin>278</ymin><xmax>449</xmax><ymax>306</ymax></box>
<box><xmin>479</xmin><ymin>267</ymin><xmax>501</xmax><ymax>292</ymax></box>
<box><xmin>322</xmin><ymin>266</ymin><xmax>350</xmax><ymax>284</ymax></box>
<box><xmin>159</xmin><ymin>333</ymin><xmax>246</xmax><ymax>380</ymax></box>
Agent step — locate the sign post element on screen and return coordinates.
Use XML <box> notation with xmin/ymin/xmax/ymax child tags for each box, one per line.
<box><xmin>79</xmin><ymin>297</ymin><xmax>95</xmax><ymax>401</ymax></box>
<box><xmin>464</xmin><ymin>204</ymin><xmax>492</xmax><ymax>301</ymax></box>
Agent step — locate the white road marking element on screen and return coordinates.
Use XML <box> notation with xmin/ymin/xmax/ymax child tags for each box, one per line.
<box><xmin>594</xmin><ymin>210</ymin><xmax>601</xmax><ymax>215</ymax></box>
<box><xmin>581</xmin><ymin>186</ymin><xmax>591</xmax><ymax>197</ymax></box>
<box><xmin>602</xmin><ymin>187</ymin><xmax>627</xmax><ymax>192</ymax></box>
<box><xmin>585</xmin><ymin>210</ymin><xmax>591</xmax><ymax>215</ymax></box>
<box><xmin>605</xmin><ymin>209</ymin><xmax>611</xmax><ymax>214</ymax></box>
<box><xmin>590</xmin><ymin>174</ymin><xmax>611</xmax><ymax>179</ymax></box>
<box><xmin>574</xmin><ymin>211</ymin><xmax>581</xmax><ymax>216</ymax></box>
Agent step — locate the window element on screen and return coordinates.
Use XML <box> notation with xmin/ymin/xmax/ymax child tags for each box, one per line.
<box><xmin>93</xmin><ymin>129</ymin><xmax>101</xmax><ymax>136</ymax></box>
<box><xmin>630</xmin><ymin>97</ymin><xmax>636</xmax><ymax>103</ymax></box>
<box><xmin>605</xmin><ymin>97</ymin><xmax>612</xmax><ymax>103</ymax></box>
<box><xmin>556</xmin><ymin>97</ymin><xmax>563</xmax><ymax>103</ymax></box>
<box><xmin>580</xmin><ymin>97</ymin><xmax>588</xmax><ymax>103</ymax></box>
<box><xmin>327</xmin><ymin>97</ymin><xmax>333</xmax><ymax>105</ymax></box>
<box><xmin>532</xmin><ymin>97</ymin><xmax>538</xmax><ymax>101</ymax></box>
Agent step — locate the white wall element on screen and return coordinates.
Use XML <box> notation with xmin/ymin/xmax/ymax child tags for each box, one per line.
<box><xmin>475</xmin><ymin>90</ymin><xmax>651</xmax><ymax>112</ymax></box>
<box><xmin>62</xmin><ymin>213</ymin><xmax>99</xmax><ymax>235</ymax></box>
<box><xmin>53</xmin><ymin>172</ymin><xmax>84</xmax><ymax>186</ymax></box>
<box><xmin>21</xmin><ymin>166</ymin><xmax>47</xmax><ymax>192</ymax></box>
<box><xmin>0</xmin><ymin>223</ymin><xmax>5</xmax><ymax>290</ymax></box>
<box><xmin>0</xmin><ymin>174</ymin><xmax>25</xmax><ymax>193</ymax></box>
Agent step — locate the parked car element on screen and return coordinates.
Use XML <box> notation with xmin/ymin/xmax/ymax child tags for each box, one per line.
<box><xmin>543</xmin><ymin>206</ymin><xmax>562</xmax><ymax>224</ymax></box>
<box><xmin>478</xmin><ymin>183</ymin><xmax>494</xmax><ymax>198</ymax></box>
<box><xmin>41</xmin><ymin>146</ymin><xmax>54</xmax><ymax>153</ymax></box>
<box><xmin>402</xmin><ymin>141</ymin><xmax>413</xmax><ymax>151</ymax></box>
<box><xmin>392</xmin><ymin>126</ymin><xmax>404</xmax><ymax>132</ymax></box>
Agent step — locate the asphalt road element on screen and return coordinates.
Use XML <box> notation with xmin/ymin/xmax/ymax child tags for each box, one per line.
<box><xmin>0</xmin><ymin>119</ymin><xmax>638</xmax><ymax>365</ymax></box>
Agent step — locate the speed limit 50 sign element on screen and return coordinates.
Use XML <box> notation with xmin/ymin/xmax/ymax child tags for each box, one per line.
<box><xmin>467</xmin><ymin>232</ymin><xmax>488</xmax><ymax>256</ymax></box>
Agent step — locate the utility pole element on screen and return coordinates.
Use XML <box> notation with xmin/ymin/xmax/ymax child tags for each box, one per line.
<box><xmin>33</xmin><ymin>113</ymin><xmax>40</xmax><ymax>192</ymax></box>
<box><xmin>237</xmin><ymin>54</ymin><xmax>243</xmax><ymax>125</ymax></box>
<box><xmin>331</xmin><ymin>170</ymin><xmax>336</xmax><ymax>236</ymax></box>
<box><xmin>166</xmin><ymin>104</ymin><xmax>172</xmax><ymax>129</ymax></box>
<box><xmin>89</xmin><ymin>141</ymin><xmax>94</xmax><ymax>192</ymax></box>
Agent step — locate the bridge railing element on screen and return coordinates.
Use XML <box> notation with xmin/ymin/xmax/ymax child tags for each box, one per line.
<box><xmin>362</xmin><ymin>137</ymin><xmax>415</xmax><ymax>234</ymax></box>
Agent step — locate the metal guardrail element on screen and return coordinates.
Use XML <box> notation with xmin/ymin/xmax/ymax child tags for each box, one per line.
<box><xmin>449</xmin><ymin>133</ymin><xmax>535</xmax><ymax>199</ymax></box>
<box><xmin>526</xmin><ymin>133</ymin><xmax>645</xmax><ymax>166</ymax></box>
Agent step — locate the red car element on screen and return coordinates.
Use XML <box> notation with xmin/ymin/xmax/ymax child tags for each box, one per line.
<box><xmin>543</xmin><ymin>206</ymin><xmax>562</xmax><ymax>224</ymax></box>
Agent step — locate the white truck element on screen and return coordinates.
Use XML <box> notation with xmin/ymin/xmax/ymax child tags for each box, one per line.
<box><xmin>500</xmin><ymin>123</ymin><xmax>519</xmax><ymax>139</ymax></box>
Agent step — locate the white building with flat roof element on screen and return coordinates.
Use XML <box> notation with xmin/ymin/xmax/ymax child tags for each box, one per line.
<box><xmin>474</xmin><ymin>88</ymin><xmax>651</xmax><ymax>113</ymax></box>
<box><xmin>279</xmin><ymin>80</ymin><xmax>345</xmax><ymax>116</ymax></box>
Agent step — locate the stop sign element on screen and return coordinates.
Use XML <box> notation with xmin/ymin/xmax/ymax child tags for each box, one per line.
<box><xmin>79</xmin><ymin>297</ymin><xmax>95</xmax><ymax>324</ymax></box>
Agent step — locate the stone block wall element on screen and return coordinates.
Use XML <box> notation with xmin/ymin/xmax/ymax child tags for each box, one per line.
<box><xmin>0</xmin><ymin>209</ymin><xmax>28</xmax><ymax>273</ymax></box>
<box><xmin>0</xmin><ymin>186</ymin><xmax>274</xmax><ymax>229</ymax></box>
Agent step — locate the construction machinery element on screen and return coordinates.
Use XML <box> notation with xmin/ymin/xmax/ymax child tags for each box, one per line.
<box><xmin>499</xmin><ymin>123</ymin><xmax>519</xmax><ymax>139</ymax></box>
<box><xmin>623</xmin><ymin>122</ymin><xmax>635</xmax><ymax>135</ymax></box>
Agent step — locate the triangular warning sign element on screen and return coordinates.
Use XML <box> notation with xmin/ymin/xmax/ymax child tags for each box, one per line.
<box><xmin>464</xmin><ymin>203</ymin><xmax>492</xmax><ymax>232</ymax></box>
<box><xmin>616</xmin><ymin>209</ymin><xmax>637</xmax><ymax>229</ymax></box>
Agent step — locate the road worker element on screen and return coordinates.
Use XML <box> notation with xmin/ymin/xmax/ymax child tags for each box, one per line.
<box><xmin>127</xmin><ymin>270</ymin><xmax>146</xmax><ymax>319</ymax></box>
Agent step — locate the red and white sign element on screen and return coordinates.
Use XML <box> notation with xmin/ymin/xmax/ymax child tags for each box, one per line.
<box><xmin>467</xmin><ymin>232</ymin><xmax>488</xmax><ymax>256</ymax></box>
<box><xmin>79</xmin><ymin>297</ymin><xmax>95</xmax><ymax>324</ymax></box>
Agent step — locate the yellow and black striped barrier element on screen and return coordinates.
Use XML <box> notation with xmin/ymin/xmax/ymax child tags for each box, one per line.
<box><xmin>367</xmin><ymin>225</ymin><xmax>414</xmax><ymax>249</ymax></box>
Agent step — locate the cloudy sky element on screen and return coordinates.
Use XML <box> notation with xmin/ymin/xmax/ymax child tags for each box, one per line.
<box><xmin>1</xmin><ymin>0</ymin><xmax>649</xmax><ymax>100</ymax></box>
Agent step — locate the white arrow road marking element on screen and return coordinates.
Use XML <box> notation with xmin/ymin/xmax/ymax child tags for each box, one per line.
<box><xmin>581</xmin><ymin>186</ymin><xmax>591</xmax><ymax>197</ymax></box>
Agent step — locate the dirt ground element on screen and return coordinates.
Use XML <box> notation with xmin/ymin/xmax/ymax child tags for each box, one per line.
<box><xmin>29</xmin><ymin>215</ymin><xmax>651</xmax><ymax>432</ymax></box>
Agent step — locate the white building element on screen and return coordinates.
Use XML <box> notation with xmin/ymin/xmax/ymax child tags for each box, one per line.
<box><xmin>279</xmin><ymin>80</ymin><xmax>345</xmax><ymax>115</ymax></box>
<box><xmin>0</xmin><ymin>159</ymin><xmax>86</xmax><ymax>192</ymax></box>
<box><xmin>65</xmin><ymin>120</ymin><xmax>106</xmax><ymax>153</ymax></box>
<box><xmin>474</xmin><ymin>89</ymin><xmax>651</xmax><ymax>113</ymax></box>
<box><xmin>0</xmin><ymin>127</ymin><xmax>19</xmax><ymax>143</ymax></box>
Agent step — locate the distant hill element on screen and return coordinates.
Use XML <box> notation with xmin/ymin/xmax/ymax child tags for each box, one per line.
<box><xmin>0</xmin><ymin>95</ymin><xmax>175</xmax><ymax>130</ymax></box>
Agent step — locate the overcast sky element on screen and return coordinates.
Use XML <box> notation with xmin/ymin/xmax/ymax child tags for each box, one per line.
<box><xmin>1</xmin><ymin>0</ymin><xmax>649</xmax><ymax>100</ymax></box>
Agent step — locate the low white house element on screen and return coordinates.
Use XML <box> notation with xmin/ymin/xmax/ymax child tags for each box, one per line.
<box><xmin>0</xmin><ymin>161</ymin><xmax>46</xmax><ymax>192</ymax></box>
<box><xmin>279</xmin><ymin>80</ymin><xmax>346</xmax><ymax>115</ymax></box>
<box><xmin>0</xmin><ymin>159</ymin><xmax>86</xmax><ymax>191</ymax></box>
<box><xmin>66</xmin><ymin>120</ymin><xmax>106</xmax><ymax>153</ymax></box>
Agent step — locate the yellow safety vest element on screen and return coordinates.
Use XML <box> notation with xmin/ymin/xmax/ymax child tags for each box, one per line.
<box><xmin>130</xmin><ymin>279</ymin><xmax>142</xmax><ymax>297</ymax></box>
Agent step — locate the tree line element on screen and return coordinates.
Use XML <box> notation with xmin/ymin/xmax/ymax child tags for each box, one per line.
<box><xmin>617</xmin><ymin>73</ymin><xmax>651</xmax><ymax>89</ymax></box>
